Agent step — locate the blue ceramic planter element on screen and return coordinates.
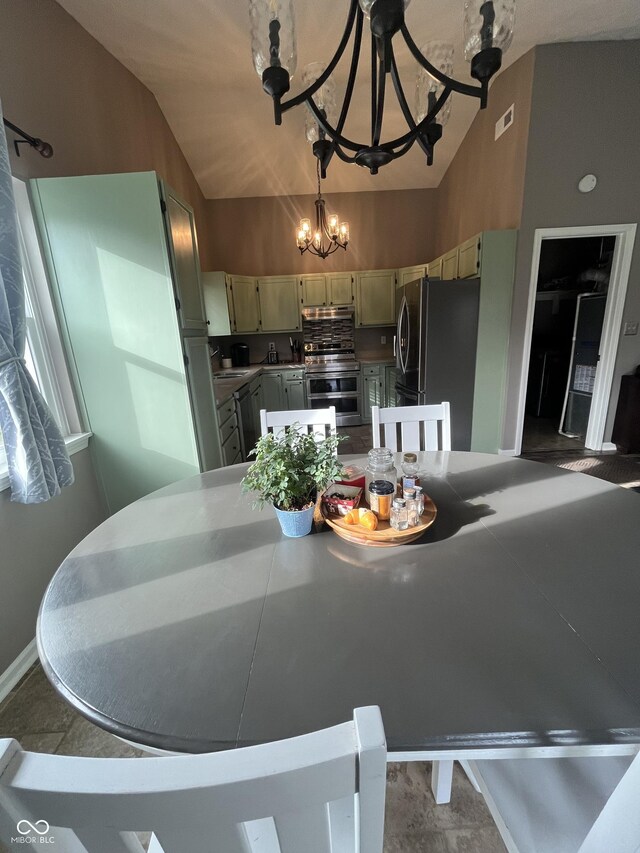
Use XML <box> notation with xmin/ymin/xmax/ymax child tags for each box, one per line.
<box><xmin>274</xmin><ymin>503</ymin><xmax>315</xmax><ymax>538</ymax></box>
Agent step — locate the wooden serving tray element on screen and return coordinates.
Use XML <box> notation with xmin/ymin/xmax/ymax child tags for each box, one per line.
<box><xmin>320</xmin><ymin>495</ymin><xmax>437</xmax><ymax>547</ymax></box>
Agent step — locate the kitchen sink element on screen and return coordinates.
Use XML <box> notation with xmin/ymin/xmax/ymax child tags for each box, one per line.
<box><xmin>212</xmin><ymin>370</ymin><xmax>251</xmax><ymax>379</ymax></box>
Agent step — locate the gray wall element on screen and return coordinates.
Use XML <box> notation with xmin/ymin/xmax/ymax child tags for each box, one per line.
<box><xmin>503</xmin><ymin>40</ymin><xmax>640</xmax><ymax>449</ymax></box>
<box><xmin>0</xmin><ymin>450</ymin><xmax>107</xmax><ymax>673</ymax></box>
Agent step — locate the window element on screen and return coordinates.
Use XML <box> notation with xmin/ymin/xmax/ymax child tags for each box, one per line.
<box><xmin>0</xmin><ymin>179</ymin><xmax>89</xmax><ymax>489</ymax></box>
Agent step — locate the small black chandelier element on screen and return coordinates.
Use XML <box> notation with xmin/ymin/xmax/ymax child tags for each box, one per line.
<box><xmin>250</xmin><ymin>0</ymin><xmax>515</xmax><ymax>177</ymax></box>
<box><xmin>296</xmin><ymin>159</ymin><xmax>350</xmax><ymax>259</ymax></box>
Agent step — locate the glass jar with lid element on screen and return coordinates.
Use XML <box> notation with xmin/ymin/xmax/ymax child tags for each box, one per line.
<box><xmin>364</xmin><ymin>448</ymin><xmax>397</xmax><ymax>496</ymax></box>
<box><xmin>401</xmin><ymin>452</ymin><xmax>420</xmax><ymax>490</ymax></box>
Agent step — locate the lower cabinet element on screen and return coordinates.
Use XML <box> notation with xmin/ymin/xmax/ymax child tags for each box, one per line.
<box><xmin>384</xmin><ymin>365</ymin><xmax>397</xmax><ymax>407</ymax></box>
<box><xmin>362</xmin><ymin>363</ymin><xmax>396</xmax><ymax>422</ymax></box>
<box><xmin>362</xmin><ymin>365</ymin><xmax>384</xmax><ymax>424</ymax></box>
<box><xmin>252</xmin><ymin>369</ymin><xmax>307</xmax><ymax>419</ymax></box>
<box><xmin>217</xmin><ymin>397</ymin><xmax>242</xmax><ymax>466</ymax></box>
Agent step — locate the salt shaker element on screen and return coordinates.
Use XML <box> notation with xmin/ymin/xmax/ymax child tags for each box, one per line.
<box><xmin>403</xmin><ymin>487</ymin><xmax>419</xmax><ymax>527</ymax></box>
<box><xmin>414</xmin><ymin>485</ymin><xmax>425</xmax><ymax>516</ymax></box>
<box><xmin>390</xmin><ymin>497</ymin><xmax>408</xmax><ymax>531</ymax></box>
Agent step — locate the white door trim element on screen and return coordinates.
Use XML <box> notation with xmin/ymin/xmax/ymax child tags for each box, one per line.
<box><xmin>514</xmin><ymin>223</ymin><xmax>637</xmax><ymax>456</ymax></box>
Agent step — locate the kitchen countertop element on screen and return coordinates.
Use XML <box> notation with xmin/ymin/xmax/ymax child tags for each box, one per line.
<box><xmin>212</xmin><ymin>363</ymin><xmax>302</xmax><ymax>405</ymax></box>
<box><xmin>212</xmin><ymin>358</ymin><xmax>395</xmax><ymax>405</ymax></box>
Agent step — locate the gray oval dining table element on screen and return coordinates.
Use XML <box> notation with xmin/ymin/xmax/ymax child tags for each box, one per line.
<box><xmin>38</xmin><ymin>452</ymin><xmax>640</xmax><ymax>774</ymax></box>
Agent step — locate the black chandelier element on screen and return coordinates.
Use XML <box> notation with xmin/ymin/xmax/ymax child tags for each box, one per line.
<box><xmin>296</xmin><ymin>159</ymin><xmax>350</xmax><ymax>258</ymax></box>
<box><xmin>250</xmin><ymin>0</ymin><xmax>515</xmax><ymax>176</ymax></box>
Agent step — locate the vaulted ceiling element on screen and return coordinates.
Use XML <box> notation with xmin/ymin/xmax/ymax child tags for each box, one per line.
<box><xmin>56</xmin><ymin>0</ymin><xmax>640</xmax><ymax>199</ymax></box>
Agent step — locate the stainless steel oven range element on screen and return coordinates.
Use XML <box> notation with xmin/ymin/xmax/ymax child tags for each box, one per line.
<box><xmin>302</xmin><ymin>306</ymin><xmax>361</xmax><ymax>426</ymax></box>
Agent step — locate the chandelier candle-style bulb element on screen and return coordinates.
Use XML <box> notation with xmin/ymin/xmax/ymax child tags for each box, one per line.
<box><xmin>328</xmin><ymin>214</ymin><xmax>339</xmax><ymax>238</ymax></box>
<box><xmin>252</xmin><ymin>0</ymin><xmax>515</xmax><ymax>175</ymax></box>
<box><xmin>339</xmin><ymin>222</ymin><xmax>350</xmax><ymax>244</ymax></box>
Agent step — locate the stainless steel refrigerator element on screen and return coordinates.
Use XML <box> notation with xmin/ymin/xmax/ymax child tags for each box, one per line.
<box><xmin>395</xmin><ymin>277</ymin><xmax>480</xmax><ymax>450</ymax></box>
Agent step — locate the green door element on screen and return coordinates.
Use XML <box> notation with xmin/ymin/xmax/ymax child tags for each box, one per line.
<box><xmin>301</xmin><ymin>275</ymin><xmax>327</xmax><ymax>307</ymax></box>
<box><xmin>259</xmin><ymin>276</ymin><xmax>300</xmax><ymax>332</ymax></box>
<box><xmin>362</xmin><ymin>371</ymin><xmax>382</xmax><ymax>423</ymax></box>
<box><xmin>229</xmin><ymin>275</ymin><xmax>260</xmax><ymax>333</ymax></box>
<box><xmin>356</xmin><ymin>271</ymin><xmax>396</xmax><ymax>326</ymax></box>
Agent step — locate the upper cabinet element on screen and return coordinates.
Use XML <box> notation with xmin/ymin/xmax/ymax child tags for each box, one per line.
<box><xmin>326</xmin><ymin>273</ymin><xmax>353</xmax><ymax>306</ymax></box>
<box><xmin>227</xmin><ymin>275</ymin><xmax>260</xmax><ymax>333</ymax></box>
<box><xmin>441</xmin><ymin>248</ymin><xmax>459</xmax><ymax>280</ymax></box>
<box><xmin>202</xmin><ymin>271</ymin><xmax>231</xmax><ymax>336</ymax></box>
<box><xmin>258</xmin><ymin>276</ymin><xmax>300</xmax><ymax>331</ymax></box>
<box><xmin>300</xmin><ymin>274</ymin><xmax>327</xmax><ymax>307</ymax></box>
<box><xmin>355</xmin><ymin>270</ymin><xmax>396</xmax><ymax>326</ymax></box>
<box><xmin>397</xmin><ymin>265</ymin><xmax>426</xmax><ymax>288</ymax></box>
<box><xmin>427</xmin><ymin>256</ymin><xmax>443</xmax><ymax>279</ymax></box>
<box><xmin>300</xmin><ymin>272</ymin><xmax>354</xmax><ymax>308</ymax></box>
<box><xmin>160</xmin><ymin>183</ymin><xmax>207</xmax><ymax>332</ymax></box>
<box><xmin>458</xmin><ymin>234</ymin><xmax>482</xmax><ymax>279</ymax></box>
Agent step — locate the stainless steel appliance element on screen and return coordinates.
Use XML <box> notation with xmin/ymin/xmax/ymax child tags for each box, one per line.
<box><xmin>396</xmin><ymin>277</ymin><xmax>480</xmax><ymax>449</ymax></box>
<box><xmin>302</xmin><ymin>306</ymin><xmax>361</xmax><ymax>426</ymax></box>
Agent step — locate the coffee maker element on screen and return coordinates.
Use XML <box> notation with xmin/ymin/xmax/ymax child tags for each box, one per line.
<box><xmin>230</xmin><ymin>343</ymin><xmax>250</xmax><ymax>367</ymax></box>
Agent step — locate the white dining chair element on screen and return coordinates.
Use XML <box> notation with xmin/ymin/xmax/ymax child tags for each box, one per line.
<box><xmin>0</xmin><ymin>706</ymin><xmax>386</xmax><ymax>853</ymax></box>
<box><xmin>467</xmin><ymin>750</ymin><xmax>640</xmax><ymax>853</ymax></box>
<box><xmin>260</xmin><ymin>406</ymin><xmax>337</xmax><ymax>442</ymax></box>
<box><xmin>371</xmin><ymin>402</ymin><xmax>451</xmax><ymax>451</ymax></box>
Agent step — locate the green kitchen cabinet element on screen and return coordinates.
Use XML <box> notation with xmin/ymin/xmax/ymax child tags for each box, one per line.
<box><xmin>442</xmin><ymin>247</ymin><xmax>459</xmax><ymax>280</ymax></box>
<box><xmin>300</xmin><ymin>274</ymin><xmax>327</xmax><ymax>307</ymax></box>
<box><xmin>249</xmin><ymin>376</ymin><xmax>264</xmax><ymax>441</ymax></box>
<box><xmin>326</xmin><ymin>273</ymin><xmax>354</xmax><ymax>306</ymax></box>
<box><xmin>261</xmin><ymin>371</ymin><xmax>284</xmax><ymax>411</ymax></box>
<box><xmin>384</xmin><ymin>365</ymin><xmax>397</xmax><ymax>407</ymax></box>
<box><xmin>397</xmin><ymin>265</ymin><xmax>426</xmax><ymax>288</ymax></box>
<box><xmin>31</xmin><ymin>171</ymin><xmax>220</xmax><ymax>514</ymax></box>
<box><xmin>283</xmin><ymin>368</ymin><xmax>306</xmax><ymax>409</ymax></box>
<box><xmin>227</xmin><ymin>275</ymin><xmax>260</xmax><ymax>333</ymax></box>
<box><xmin>258</xmin><ymin>276</ymin><xmax>300</xmax><ymax>332</ymax></box>
<box><xmin>427</xmin><ymin>256</ymin><xmax>443</xmax><ymax>279</ymax></box>
<box><xmin>160</xmin><ymin>183</ymin><xmax>207</xmax><ymax>332</ymax></box>
<box><xmin>361</xmin><ymin>364</ymin><xmax>384</xmax><ymax>424</ymax></box>
<box><xmin>458</xmin><ymin>234</ymin><xmax>482</xmax><ymax>279</ymax></box>
<box><xmin>355</xmin><ymin>270</ymin><xmax>396</xmax><ymax>326</ymax></box>
<box><xmin>202</xmin><ymin>271</ymin><xmax>231</xmax><ymax>336</ymax></box>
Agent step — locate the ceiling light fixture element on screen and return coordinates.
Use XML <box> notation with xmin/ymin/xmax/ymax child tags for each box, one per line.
<box><xmin>296</xmin><ymin>159</ymin><xmax>350</xmax><ymax>258</ymax></box>
<box><xmin>250</xmin><ymin>0</ymin><xmax>515</xmax><ymax>177</ymax></box>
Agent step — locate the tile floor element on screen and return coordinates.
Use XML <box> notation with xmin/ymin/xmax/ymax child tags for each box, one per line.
<box><xmin>0</xmin><ymin>664</ymin><xmax>505</xmax><ymax>853</ymax></box>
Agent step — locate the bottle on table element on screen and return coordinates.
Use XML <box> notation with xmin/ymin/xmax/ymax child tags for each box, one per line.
<box><xmin>390</xmin><ymin>497</ymin><xmax>408</xmax><ymax>531</ymax></box>
<box><xmin>401</xmin><ymin>452</ymin><xmax>420</xmax><ymax>491</ymax></box>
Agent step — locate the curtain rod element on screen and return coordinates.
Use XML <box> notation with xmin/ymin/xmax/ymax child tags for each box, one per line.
<box><xmin>3</xmin><ymin>119</ymin><xmax>53</xmax><ymax>158</ymax></box>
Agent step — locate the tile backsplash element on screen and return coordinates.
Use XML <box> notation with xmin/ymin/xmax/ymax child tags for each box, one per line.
<box><xmin>211</xmin><ymin>327</ymin><xmax>394</xmax><ymax>366</ymax></box>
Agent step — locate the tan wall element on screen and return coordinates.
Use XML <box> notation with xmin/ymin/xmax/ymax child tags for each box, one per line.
<box><xmin>433</xmin><ymin>50</ymin><xmax>535</xmax><ymax>258</ymax></box>
<box><xmin>0</xmin><ymin>0</ymin><xmax>212</xmax><ymax>267</ymax></box>
<box><xmin>206</xmin><ymin>187</ymin><xmax>438</xmax><ymax>276</ymax></box>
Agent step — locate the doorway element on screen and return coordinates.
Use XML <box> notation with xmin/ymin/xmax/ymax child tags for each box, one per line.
<box><xmin>514</xmin><ymin>224</ymin><xmax>637</xmax><ymax>456</ymax></box>
<box><xmin>522</xmin><ymin>236</ymin><xmax>614</xmax><ymax>452</ymax></box>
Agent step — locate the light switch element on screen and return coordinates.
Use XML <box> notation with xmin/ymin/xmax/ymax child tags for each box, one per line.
<box><xmin>623</xmin><ymin>321</ymin><xmax>639</xmax><ymax>336</ymax></box>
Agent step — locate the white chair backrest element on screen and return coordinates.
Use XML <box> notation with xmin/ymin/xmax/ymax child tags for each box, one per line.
<box><xmin>0</xmin><ymin>707</ymin><xmax>386</xmax><ymax>853</ymax></box>
<box><xmin>260</xmin><ymin>407</ymin><xmax>337</xmax><ymax>443</ymax></box>
<box><xmin>371</xmin><ymin>403</ymin><xmax>451</xmax><ymax>452</ymax></box>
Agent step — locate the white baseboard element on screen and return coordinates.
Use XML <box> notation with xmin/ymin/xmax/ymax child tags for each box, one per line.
<box><xmin>0</xmin><ymin>639</ymin><xmax>38</xmax><ymax>705</ymax></box>
<box><xmin>601</xmin><ymin>442</ymin><xmax>617</xmax><ymax>452</ymax></box>
<box><xmin>498</xmin><ymin>448</ymin><xmax>518</xmax><ymax>457</ymax></box>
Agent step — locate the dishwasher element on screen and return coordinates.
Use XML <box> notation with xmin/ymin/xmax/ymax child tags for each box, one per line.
<box><xmin>234</xmin><ymin>386</ymin><xmax>255</xmax><ymax>462</ymax></box>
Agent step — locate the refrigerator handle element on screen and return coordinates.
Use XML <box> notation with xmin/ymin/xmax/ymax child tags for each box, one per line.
<box><xmin>393</xmin><ymin>335</ymin><xmax>396</xmax><ymax>357</ymax></box>
<box><xmin>398</xmin><ymin>296</ymin><xmax>409</xmax><ymax>375</ymax></box>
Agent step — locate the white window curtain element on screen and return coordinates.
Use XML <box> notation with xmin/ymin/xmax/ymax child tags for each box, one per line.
<box><xmin>0</xmin><ymin>106</ymin><xmax>73</xmax><ymax>503</ymax></box>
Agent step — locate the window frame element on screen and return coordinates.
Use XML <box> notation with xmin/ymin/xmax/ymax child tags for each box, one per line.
<box><xmin>0</xmin><ymin>178</ymin><xmax>90</xmax><ymax>491</ymax></box>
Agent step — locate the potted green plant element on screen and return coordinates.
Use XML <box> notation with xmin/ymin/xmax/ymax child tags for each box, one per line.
<box><xmin>242</xmin><ymin>427</ymin><xmax>346</xmax><ymax>537</ymax></box>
